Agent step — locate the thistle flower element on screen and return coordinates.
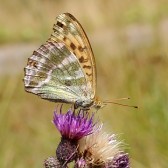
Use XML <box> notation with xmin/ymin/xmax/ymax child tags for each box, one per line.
<box><xmin>78</xmin><ymin>124</ymin><xmax>123</xmax><ymax>167</ymax></box>
<box><xmin>53</xmin><ymin>106</ymin><xmax>98</xmax><ymax>166</ymax></box>
<box><xmin>53</xmin><ymin>106</ymin><xmax>97</xmax><ymax>140</ymax></box>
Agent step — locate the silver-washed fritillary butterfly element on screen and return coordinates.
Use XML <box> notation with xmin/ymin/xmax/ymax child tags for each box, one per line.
<box><xmin>24</xmin><ymin>13</ymin><xmax>101</xmax><ymax>110</ymax></box>
<box><xmin>24</xmin><ymin>13</ymin><xmax>138</xmax><ymax>110</ymax></box>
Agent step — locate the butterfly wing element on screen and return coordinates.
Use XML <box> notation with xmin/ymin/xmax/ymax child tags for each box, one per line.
<box><xmin>24</xmin><ymin>41</ymin><xmax>91</xmax><ymax>104</ymax></box>
<box><xmin>24</xmin><ymin>13</ymin><xmax>96</xmax><ymax>106</ymax></box>
<box><xmin>51</xmin><ymin>13</ymin><xmax>96</xmax><ymax>100</ymax></box>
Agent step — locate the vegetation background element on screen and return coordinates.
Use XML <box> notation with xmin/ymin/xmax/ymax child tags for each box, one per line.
<box><xmin>0</xmin><ymin>0</ymin><xmax>168</xmax><ymax>167</ymax></box>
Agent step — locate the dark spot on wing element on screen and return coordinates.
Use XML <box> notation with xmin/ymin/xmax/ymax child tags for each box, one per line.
<box><xmin>83</xmin><ymin>65</ymin><xmax>91</xmax><ymax>69</ymax></box>
<box><xmin>79</xmin><ymin>56</ymin><xmax>84</xmax><ymax>63</ymax></box>
<box><xmin>63</xmin><ymin>37</ymin><xmax>67</xmax><ymax>41</ymax></box>
<box><xmin>79</xmin><ymin>56</ymin><xmax>88</xmax><ymax>63</ymax></box>
<box><xmin>47</xmin><ymin>41</ymin><xmax>55</xmax><ymax>47</ymax></box>
<box><xmin>28</xmin><ymin>59</ymin><xmax>37</xmax><ymax>68</ymax></box>
<box><xmin>32</xmin><ymin>62</ymin><xmax>37</xmax><ymax>68</ymax></box>
<box><xmin>65</xmin><ymin>80</ymin><xmax>71</xmax><ymax>86</ymax></box>
<box><xmin>78</xmin><ymin>46</ymin><xmax>85</xmax><ymax>52</ymax></box>
<box><xmin>86</xmin><ymin>72</ymin><xmax>92</xmax><ymax>76</ymax></box>
<box><xmin>57</xmin><ymin>21</ymin><xmax>64</xmax><ymax>28</ymax></box>
<box><xmin>70</xmin><ymin>42</ymin><xmax>76</xmax><ymax>50</ymax></box>
<box><xmin>27</xmin><ymin>59</ymin><xmax>32</xmax><ymax>65</ymax></box>
<box><xmin>33</xmin><ymin>50</ymin><xmax>38</xmax><ymax>56</ymax></box>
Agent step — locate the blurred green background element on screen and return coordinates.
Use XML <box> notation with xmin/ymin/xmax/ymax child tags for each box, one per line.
<box><xmin>0</xmin><ymin>0</ymin><xmax>168</xmax><ymax>167</ymax></box>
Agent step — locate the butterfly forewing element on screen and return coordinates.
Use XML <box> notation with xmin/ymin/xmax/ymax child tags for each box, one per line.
<box><xmin>50</xmin><ymin>13</ymin><xmax>96</xmax><ymax>99</ymax></box>
<box><xmin>24</xmin><ymin>13</ymin><xmax>96</xmax><ymax>108</ymax></box>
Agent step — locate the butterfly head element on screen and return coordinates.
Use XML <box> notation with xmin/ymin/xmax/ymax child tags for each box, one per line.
<box><xmin>92</xmin><ymin>100</ymin><xmax>107</xmax><ymax>111</ymax></box>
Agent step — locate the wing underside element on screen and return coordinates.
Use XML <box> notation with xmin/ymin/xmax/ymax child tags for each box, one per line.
<box><xmin>24</xmin><ymin>13</ymin><xmax>96</xmax><ymax>105</ymax></box>
<box><xmin>24</xmin><ymin>42</ymin><xmax>92</xmax><ymax>103</ymax></box>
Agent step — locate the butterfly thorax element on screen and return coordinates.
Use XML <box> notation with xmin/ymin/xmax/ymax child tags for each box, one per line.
<box><xmin>74</xmin><ymin>99</ymin><xmax>94</xmax><ymax>110</ymax></box>
<box><xmin>74</xmin><ymin>98</ymin><xmax>104</xmax><ymax>111</ymax></box>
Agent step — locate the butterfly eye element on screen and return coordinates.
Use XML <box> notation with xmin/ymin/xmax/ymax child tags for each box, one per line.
<box><xmin>74</xmin><ymin>101</ymin><xmax>80</xmax><ymax>109</ymax></box>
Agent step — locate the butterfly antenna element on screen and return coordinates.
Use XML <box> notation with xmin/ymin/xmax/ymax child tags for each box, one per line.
<box><xmin>103</xmin><ymin>98</ymin><xmax>138</xmax><ymax>109</ymax></box>
<box><xmin>104</xmin><ymin>97</ymin><xmax>131</xmax><ymax>101</ymax></box>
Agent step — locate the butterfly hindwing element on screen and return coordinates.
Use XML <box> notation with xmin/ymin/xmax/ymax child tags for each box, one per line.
<box><xmin>24</xmin><ymin>13</ymin><xmax>96</xmax><ymax>108</ymax></box>
<box><xmin>24</xmin><ymin>41</ymin><xmax>92</xmax><ymax>104</ymax></box>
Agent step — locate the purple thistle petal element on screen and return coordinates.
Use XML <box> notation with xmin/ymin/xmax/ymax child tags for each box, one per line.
<box><xmin>53</xmin><ymin>106</ymin><xmax>97</xmax><ymax>140</ymax></box>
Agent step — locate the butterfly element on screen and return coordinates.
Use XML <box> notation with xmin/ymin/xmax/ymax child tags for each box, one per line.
<box><xmin>24</xmin><ymin>13</ymin><xmax>101</xmax><ymax>110</ymax></box>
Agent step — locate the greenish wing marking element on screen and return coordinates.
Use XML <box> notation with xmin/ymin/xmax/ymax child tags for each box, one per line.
<box><xmin>24</xmin><ymin>41</ymin><xmax>92</xmax><ymax>104</ymax></box>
